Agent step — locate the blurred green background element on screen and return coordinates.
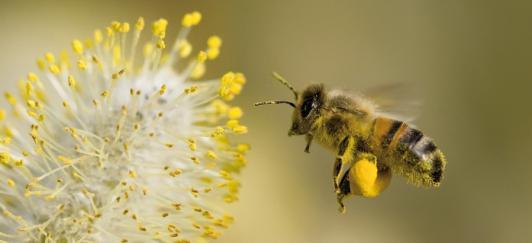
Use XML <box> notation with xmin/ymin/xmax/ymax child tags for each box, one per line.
<box><xmin>1</xmin><ymin>0</ymin><xmax>532</xmax><ymax>242</ymax></box>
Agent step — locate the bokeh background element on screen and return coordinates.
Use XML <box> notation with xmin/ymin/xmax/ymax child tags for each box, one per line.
<box><xmin>1</xmin><ymin>0</ymin><xmax>532</xmax><ymax>242</ymax></box>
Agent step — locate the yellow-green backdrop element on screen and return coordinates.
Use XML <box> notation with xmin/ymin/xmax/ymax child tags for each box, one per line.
<box><xmin>1</xmin><ymin>1</ymin><xmax>531</xmax><ymax>242</ymax></box>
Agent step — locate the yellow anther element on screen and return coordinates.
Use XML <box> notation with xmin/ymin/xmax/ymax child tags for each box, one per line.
<box><xmin>101</xmin><ymin>90</ymin><xmax>109</xmax><ymax>97</ymax></box>
<box><xmin>207</xmin><ymin>35</ymin><xmax>222</xmax><ymax>48</ymax></box>
<box><xmin>111</xmin><ymin>21</ymin><xmax>121</xmax><ymax>31</ymax></box>
<box><xmin>27</xmin><ymin>72</ymin><xmax>39</xmax><ymax>82</ymax></box>
<box><xmin>94</xmin><ymin>29</ymin><xmax>103</xmax><ymax>44</ymax></box>
<box><xmin>77</xmin><ymin>59</ymin><xmax>87</xmax><ymax>71</ymax></box>
<box><xmin>207</xmin><ymin>151</ymin><xmax>217</xmax><ymax>160</ymax></box>
<box><xmin>211</xmin><ymin>126</ymin><xmax>225</xmax><ymax>138</ymax></box>
<box><xmin>165</xmin><ymin>143</ymin><xmax>174</xmax><ymax>148</ymax></box>
<box><xmin>0</xmin><ymin>152</ymin><xmax>10</xmax><ymax>164</ymax></box>
<box><xmin>143</xmin><ymin>43</ymin><xmax>154</xmax><ymax>57</ymax></box>
<box><xmin>0</xmin><ymin>109</ymin><xmax>4</xmax><ymax>121</ymax></box>
<box><xmin>26</xmin><ymin>99</ymin><xmax>39</xmax><ymax>109</ymax></box>
<box><xmin>49</xmin><ymin>64</ymin><xmax>61</xmax><ymax>74</ymax></box>
<box><xmin>236</xmin><ymin>143</ymin><xmax>251</xmax><ymax>153</ymax></box>
<box><xmin>37</xmin><ymin>58</ymin><xmax>46</xmax><ymax>71</ymax></box>
<box><xmin>72</xmin><ymin>39</ymin><xmax>84</xmax><ymax>54</ymax></box>
<box><xmin>178</xmin><ymin>40</ymin><xmax>192</xmax><ymax>58</ymax></box>
<box><xmin>128</xmin><ymin>170</ymin><xmax>137</xmax><ymax>178</ymax></box>
<box><xmin>159</xmin><ymin>84</ymin><xmax>167</xmax><ymax>95</ymax></box>
<box><xmin>62</xmin><ymin>101</ymin><xmax>69</xmax><ymax>108</ymax></box>
<box><xmin>4</xmin><ymin>92</ymin><xmax>17</xmax><ymax>105</ymax></box>
<box><xmin>182</xmin><ymin>11</ymin><xmax>202</xmax><ymax>27</ymax></box>
<box><xmin>226</xmin><ymin>119</ymin><xmax>239</xmax><ymax>129</ymax></box>
<box><xmin>156</xmin><ymin>39</ymin><xmax>166</xmax><ymax>49</ymax></box>
<box><xmin>67</xmin><ymin>75</ymin><xmax>77</xmax><ymax>88</ymax></box>
<box><xmin>187</xmin><ymin>138</ymin><xmax>196</xmax><ymax>151</ymax></box>
<box><xmin>57</xmin><ymin>155</ymin><xmax>72</xmax><ymax>165</ymax></box>
<box><xmin>212</xmin><ymin>100</ymin><xmax>229</xmax><ymax>115</ymax></box>
<box><xmin>234</xmin><ymin>72</ymin><xmax>246</xmax><ymax>84</ymax></box>
<box><xmin>207</xmin><ymin>48</ymin><xmax>220</xmax><ymax>60</ymax></box>
<box><xmin>197</xmin><ymin>51</ymin><xmax>207</xmax><ymax>63</ymax></box>
<box><xmin>232</xmin><ymin>125</ymin><xmax>248</xmax><ymax>134</ymax></box>
<box><xmin>120</xmin><ymin>22</ymin><xmax>130</xmax><ymax>33</ymax></box>
<box><xmin>152</xmin><ymin>18</ymin><xmax>168</xmax><ymax>38</ymax></box>
<box><xmin>7</xmin><ymin>179</ymin><xmax>15</xmax><ymax>187</ymax></box>
<box><xmin>136</xmin><ymin>17</ymin><xmax>145</xmax><ymax>31</ymax></box>
<box><xmin>227</xmin><ymin>107</ymin><xmax>243</xmax><ymax>119</ymax></box>
<box><xmin>106</xmin><ymin>26</ymin><xmax>114</xmax><ymax>37</ymax></box>
<box><xmin>84</xmin><ymin>38</ymin><xmax>93</xmax><ymax>49</ymax></box>
<box><xmin>190</xmin><ymin>62</ymin><xmax>205</xmax><ymax>79</ymax></box>
<box><xmin>45</xmin><ymin>52</ymin><xmax>55</xmax><ymax>63</ymax></box>
<box><xmin>184</xmin><ymin>86</ymin><xmax>198</xmax><ymax>94</ymax></box>
<box><xmin>112</xmin><ymin>69</ymin><xmax>126</xmax><ymax>80</ymax></box>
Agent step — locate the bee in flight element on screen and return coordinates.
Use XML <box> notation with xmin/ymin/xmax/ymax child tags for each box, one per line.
<box><xmin>255</xmin><ymin>73</ymin><xmax>447</xmax><ymax>213</ymax></box>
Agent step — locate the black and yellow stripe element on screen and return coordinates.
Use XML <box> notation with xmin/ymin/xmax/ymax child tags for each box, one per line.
<box><xmin>370</xmin><ymin>117</ymin><xmax>446</xmax><ymax>186</ymax></box>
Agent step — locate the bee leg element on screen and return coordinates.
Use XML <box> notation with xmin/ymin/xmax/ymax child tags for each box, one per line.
<box><xmin>304</xmin><ymin>134</ymin><xmax>313</xmax><ymax>153</ymax></box>
<box><xmin>333</xmin><ymin>136</ymin><xmax>356</xmax><ymax>213</ymax></box>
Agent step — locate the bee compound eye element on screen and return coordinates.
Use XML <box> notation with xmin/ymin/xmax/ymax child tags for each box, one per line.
<box><xmin>300</xmin><ymin>99</ymin><xmax>313</xmax><ymax>118</ymax></box>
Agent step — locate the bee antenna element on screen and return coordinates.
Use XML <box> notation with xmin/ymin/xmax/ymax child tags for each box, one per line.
<box><xmin>254</xmin><ymin>100</ymin><xmax>296</xmax><ymax>108</ymax></box>
<box><xmin>272</xmin><ymin>72</ymin><xmax>298</xmax><ymax>100</ymax></box>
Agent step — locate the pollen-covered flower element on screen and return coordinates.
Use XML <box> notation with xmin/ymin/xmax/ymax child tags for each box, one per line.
<box><xmin>0</xmin><ymin>12</ymin><xmax>248</xmax><ymax>242</ymax></box>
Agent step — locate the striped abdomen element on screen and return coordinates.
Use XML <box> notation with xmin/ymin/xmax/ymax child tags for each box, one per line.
<box><xmin>370</xmin><ymin>117</ymin><xmax>446</xmax><ymax>187</ymax></box>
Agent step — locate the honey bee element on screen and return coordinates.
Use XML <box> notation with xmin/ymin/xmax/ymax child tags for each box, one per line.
<box><xmin>255</xmin><ymin>73</ymin><xmax>447</xmax><ymax>213</ymax></box>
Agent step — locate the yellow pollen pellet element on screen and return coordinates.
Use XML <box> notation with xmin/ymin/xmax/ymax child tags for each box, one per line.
<box><xmin>227</xmin><ymin>107</ymin><xmax>243</xmax><ymax>119</ymax></box>
<box><xmin>136</xmin><ymin>17</ymin><xmax>145</xmax><ymax>31</ymax></box>
<box><xmin>72</xmin><ymin>39</ymin><xmax>84</xmax><ymax>54</ymax></box>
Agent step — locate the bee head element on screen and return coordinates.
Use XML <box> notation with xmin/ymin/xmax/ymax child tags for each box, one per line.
<box><xmin>288</xmin><ymin>84</ymin><xmax>324</xmax><ymax>136</ymax></box>
<box><xmin>254</xmin><ymin>72</ymin><xmax>324</xmax><ymax>136</ymax></box>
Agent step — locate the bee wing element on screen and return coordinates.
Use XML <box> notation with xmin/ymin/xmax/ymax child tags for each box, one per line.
<box><xmin>363</xmin><ymin>82</ymin><xmax>421</xmax><ymax>123</ymax></box>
